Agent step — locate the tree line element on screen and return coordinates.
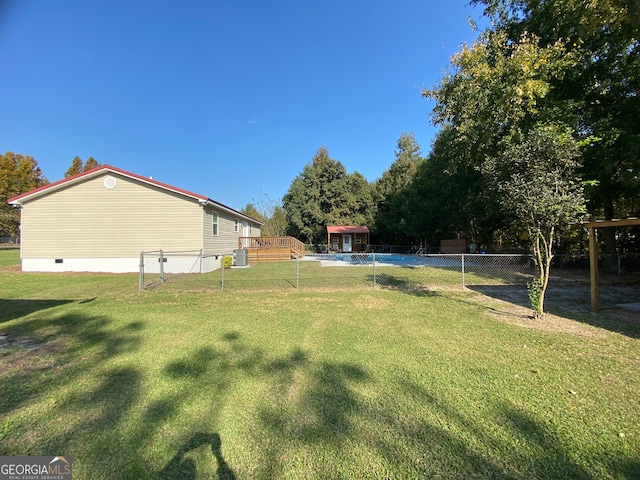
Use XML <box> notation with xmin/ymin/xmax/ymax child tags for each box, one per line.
<box><xmin>257</xmin><ymin>0</ymin><xmax>638</xmax><ymax>317</ymax></box>
<box><xmin>266</xmin><ymin>0</ymin><xmax>638</xmax><ymax>255</ymax></box>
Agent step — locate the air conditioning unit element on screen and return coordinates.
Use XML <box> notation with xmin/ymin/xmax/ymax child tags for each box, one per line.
<box><xmin>233</xmin><ymin>249</ymin><xmax>248</xmax><ymax>267</ymax></box>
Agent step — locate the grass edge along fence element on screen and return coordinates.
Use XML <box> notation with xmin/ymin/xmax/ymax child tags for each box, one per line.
<box><xmin>141</xmin><ymin>251</ymin><xmax>536</xmax><ymax>291</ymax></box>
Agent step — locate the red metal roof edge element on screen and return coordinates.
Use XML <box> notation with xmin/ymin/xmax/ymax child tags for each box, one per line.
<box><xmin>7</xmin><ymin>165</ymin><xmax>98</xmax><ymax>203</ymax></box>
<box><xmin>8</xmin><ymin>164</ymin><xmax>209</xmax><ymax>204</ymax></box>
<box><xmin>7</xmin><ymin>164</ymin><xmax>263</xmax><ymax>224</ymax></box>
<box><xmin>326</xmin><ymin>226</ymin><xmax>370</xmax><ymax>233</ymax></box>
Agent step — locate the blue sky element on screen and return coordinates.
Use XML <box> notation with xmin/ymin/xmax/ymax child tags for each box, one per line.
<box><xmin>1</xmin><ymin>0</ymin><xmax>485</xmax><ymax>211</ymax></box>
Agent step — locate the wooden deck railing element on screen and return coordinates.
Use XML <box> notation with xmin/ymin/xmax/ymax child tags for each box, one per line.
<box><xmin>238</xmin><ymin>236</ymin><xmax>305</xmax><ymax>260</ymax></box>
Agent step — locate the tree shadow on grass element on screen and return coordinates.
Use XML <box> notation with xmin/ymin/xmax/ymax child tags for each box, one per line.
<box><xmin>2</xmin><ymin>315</ymin><xmax>256</xmax><ymax>478</ymax></box>
<box><xmin>0</xmin><ymin>299</ymin><xmax>75</xmax><ymax>324</ymax></box>
<box><xmin>156</xmin><ymin>432</ymin><xmax>235</xmax><ymax>480</ymax></box>
<box><xmin>149</xmin><ymin>332</ymin><xmax>308</xmax><ymax>479</ymax></box>
<box><xmin>390</xmin><ymin>376</ymin><xmax>595</xmax><ymax>479</ymax></box>
<box><xmin>1</xmin><ymin>317</ymin><xmax>208</xmax><ymax>477</ymax></box>
<box><xmin>0</xmin><ymin>310</ymin><xmax>158</xmax><ymax>476</ymax></box>
<box><xmin>255</xmin><ymin>360</ymin><xmax>369</xmax><ymax>478</ymax></box>
<box><xmin>468</xmin><ymin>284</ymin><xmax>640</xmax><ymax>338</ymax></box>
<box><xmin>4</xmin><ymin>320</ymin><xmax>632</xmax><ymax>479</ymax></box>
<box><xmin>368</xmin><ymin>273</ymin><xmax>450</xmax><ymax>295</ymax></box>
<box><xmin>0</xmin><ymin>313</ymin><xmax>145</xmax><ymax>418</ymax></box>
<box><xmin>252</xmin><ymin>356</ymin><xmax>634</xmax><ymax>478</ymax></box>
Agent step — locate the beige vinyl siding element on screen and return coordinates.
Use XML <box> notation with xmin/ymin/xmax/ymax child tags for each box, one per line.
<box><xmin>202</xmin><ymin>208</ymin><xmax>218</xmax><ymax>253</ymax></box>
<box><xmin>202</xmin><ymin>207</ymin><xmax>261</xmax><ymax>253</ymax></box>
<box><xmin>202</xmin><ymin>208</ymin><xmax>238</xmax><ymax>253</ymax></box>
<box><xmin>20</xmin><ymin>173</ymin><xmax>203</xmax><ymax>258</ymax></box>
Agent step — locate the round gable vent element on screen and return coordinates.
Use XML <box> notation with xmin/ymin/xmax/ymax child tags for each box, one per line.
<box><xmin>104</xmin><ymin>176</ymin><xmax>117</xmax><ymax>189</ymax></box>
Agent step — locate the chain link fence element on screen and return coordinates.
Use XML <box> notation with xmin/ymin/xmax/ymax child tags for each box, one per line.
<box><xmin>140</xmin><ymin>251</ymin><xmax>538</xmax><ymax>291</ymax></box>
<box><xmin>0</xmin><ymin>237</ymin><xmax>19</xmax><ymax>245</ymax></box>
<box><xmin>139</xmin><ymin>249</ymin><xmax>227</xmax><ymax>290</ymax></box>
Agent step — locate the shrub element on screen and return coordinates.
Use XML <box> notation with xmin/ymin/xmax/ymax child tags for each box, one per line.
<box><xmin>528</xmin><ymin>278</ymin><xmax>543</xmax><ymax>318</ymax></box>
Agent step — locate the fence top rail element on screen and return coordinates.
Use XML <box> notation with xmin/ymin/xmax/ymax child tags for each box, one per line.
<box><xmin>142</xmin><ymin>249</ymin><xmax>233</xmax><ymax>257</ymax></box>
<box><xmin>142</xmin><ymin>249</ymin><xmax>204</xmax><ymax>255</ymax></box>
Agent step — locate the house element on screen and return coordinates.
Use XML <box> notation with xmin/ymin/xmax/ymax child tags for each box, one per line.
<box><xmin>7</xmin><ymin>165</ymin><xmax>262</xmax><ymax>273</ymax></box>
<box><xmin>326</xmin><ymin>226</ymin><xmax>370</xmax><ymax>253</ymax></box>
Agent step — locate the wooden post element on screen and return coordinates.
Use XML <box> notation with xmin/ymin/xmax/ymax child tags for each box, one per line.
<box><xmin>588</xmin><ymin>226</ymin><xmax>599</xmax><ymax>312</ymax></box>
<box><xmin>582</xmin><ymin>218</ymin><xmax>640</xmax><ymax>312</ymax></box>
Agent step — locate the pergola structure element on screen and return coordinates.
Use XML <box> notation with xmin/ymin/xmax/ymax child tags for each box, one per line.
<box><xmin>584</xmin><ymin>218</ymin><xmax>640</xmax><ymax>311</ymax></box>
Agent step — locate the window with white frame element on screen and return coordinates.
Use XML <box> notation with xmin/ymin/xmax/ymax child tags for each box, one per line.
<box><xmin>212</xmin><ymin>212</ymin><xmax>219</xmax><ymax>236</ymax></box>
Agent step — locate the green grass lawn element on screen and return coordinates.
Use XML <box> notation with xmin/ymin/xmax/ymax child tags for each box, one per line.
<box><xmin>0</xmin><ymin>247</ymin><xmax>19</xmax><ymax>267</ymax></box>
<box><xmin>1</xmin><ymin>250</ymin><xmax>639</xmax><ymax>479</ymax></box>
<box><xmin>158</xmin><ymin>257</ymin><xmax>529</xmax><ymax>293</ymax></box>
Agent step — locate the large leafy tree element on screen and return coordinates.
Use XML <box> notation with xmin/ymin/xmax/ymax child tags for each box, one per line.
<box><xmin>283</xmin><ymin>146</ymin><xmax>374</xmax><ymax>244</ymax></box>
<box><xmin>424</xmin><ymin>12</ymin><xmax>588</xmax><ymax>316</ymax></box>
<box><xmin>0</xmin><ymin>152</ymin><xmax>48</xmax><ymax>236</ymax></box>
<box><xmin>372</xmin><ymin>132</ymin><xmax>424</xmax><ymax>244</ymax></box>
<box><xmin>472</xmin><ymin>0</ymin><xmax>640</xmax><ymax>254</ymax></box>
<box><xmin>65</xmin><ymin>156</ymin><xmax>100</xmax><ymax>177</ymax></box>
<box><xmin>422</xmin><ymin>29</ymin><xmax>575</xmax><ymax>251</ymax></box>
<box><xmin>425</xmin><ymin>29</ymin><xmax>575</xmax><ymax>159</ymax></box>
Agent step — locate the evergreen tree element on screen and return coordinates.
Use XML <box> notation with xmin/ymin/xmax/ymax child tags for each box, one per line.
<box><xmin>373</xmin><ymin>132</ymin><xmax>424</xmax><ymax>245</ymax></box>
<box><xmin>65</xmin><ymin>156</ymin><xmax>84</xmax><ymax>178</ymax></box>
<box><xmin>407</xmin><ymin>126</ymin><xmax>505</xmax><ymax>249</ymax></box>
<box><xmin>84</xmin><ymin>157</ymin><xmax>99</xmax><ymax>170</ymax></box>
<box><xmin>65</xmin><ymin>156</ymin><xmax>101</xmax><ymax>177</ymax></box>
<box><xmin>283</xmin><ymin>146</ymin><xmax>374</xmax><ymax>244</ymax></box>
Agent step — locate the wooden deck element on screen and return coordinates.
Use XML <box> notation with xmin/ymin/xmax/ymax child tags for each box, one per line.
<box><xmin>239</xmin><ymin>236</ymin><xmax>305</xmax><ymax>264</ymax></box>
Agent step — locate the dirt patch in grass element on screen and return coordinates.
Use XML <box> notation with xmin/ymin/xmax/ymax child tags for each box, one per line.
<box><xmin>0</xmin><ymin>334</ymin><xmax>60</xmax><ymax>376</ymax></box>
<box><xmin>0</xmin><ymin>264</ymin><xmax>21</xmax><ymax>273</ymax></box>
<box><xmin>468</xmin><ymin>282</ymin><xmax>640</xmax><ymax>337</ymax></box>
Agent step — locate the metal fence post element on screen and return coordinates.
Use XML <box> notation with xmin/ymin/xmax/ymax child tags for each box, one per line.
<box><xmin>200</xmin><ymin>249</ymin><xmax>203</xmax><ymax>274</ymax></box>
<box><xmin>296</xmin><ymin>256</ymin><xmax>299</xmax><ymax>288</ymax></box>
<box><xmin>373</xmin><ymin>252</ymin><xmax>376</xmax><ymax>287</ymax></box>
<box><xmin>159</xmin><ymin>250</ymin><xmax>165</xmax><ymax>283</ymax></box>
<box><xmin>461</xmin><ymin>253</ymin><xmax>465</xmax><ymax>286</ymax></box>
<box><xmin>139</xmin><ymin>251</ymin><xmax>144</xmax><ymax>291</ymax></box>
<box><xmin>221</xmin><ymin>256</ymin><xmax>225</xmax><ymax>291</ymax></box>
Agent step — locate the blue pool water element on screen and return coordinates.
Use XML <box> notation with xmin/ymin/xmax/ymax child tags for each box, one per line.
<box><xmin>307</xmin><ymin>253</ymin><xmax>462</xmax><ymax>267</ymax></box>
<box><xmin>326</xmin><ymin>253</ymin><xmax>403</xmax><ymax>262</ymax></box>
